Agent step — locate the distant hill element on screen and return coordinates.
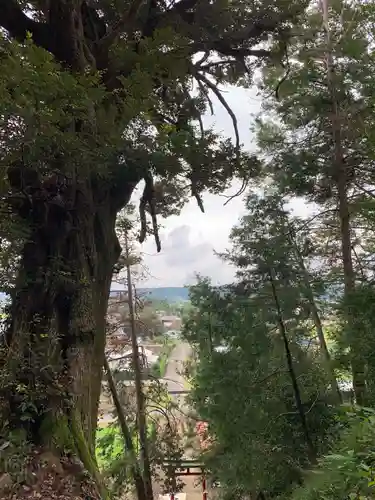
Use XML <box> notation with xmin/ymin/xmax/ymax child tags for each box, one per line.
<box><xmin>0</xmin><ymin>288</ymin><xmax>190</xmax><ymax>304</ymax></box>
<box><xmin>139</xmin><ymin>287</ymin><xmax>189</xmax><ymax>303</ymax></box>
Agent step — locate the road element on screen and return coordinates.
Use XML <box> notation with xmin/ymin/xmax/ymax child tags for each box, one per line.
<box><xmin>99</xmin><ymin>341</ymin><xmax>206</xmax><ymax>500</ymax></box>
<box><xmin>98</xmin><ymin>341</ymin><xmax>192</xmax><ymax>426</ymax></box>
<box><xmin>156</xmin><ymin>341</ymin><xmax>204</xmax><ymax>500</ymax></box>
<box><xmin>163</xmin><ymin>341</ymin><xmax>192</xmax><ymax>393</ymax></box>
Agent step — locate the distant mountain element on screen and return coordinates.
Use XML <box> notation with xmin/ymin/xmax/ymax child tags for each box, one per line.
<box><xmin>0</xmin><ymin>287</ymin><xmax>189</xmax><ymax>305</ymax></box>
<box><xmin>110</xmin><ymin>281</ymin><xmax>190</xmax><ymax>302</ymax></box>
<box><xmin>138</xmin><ymin>287</ymin><xmax>190</xmax><ymax>303</ymax></box>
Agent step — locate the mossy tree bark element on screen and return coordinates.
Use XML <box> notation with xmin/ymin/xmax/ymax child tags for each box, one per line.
<box><xmin>0</xmin><ymin>175</ymin><xmax>138</xmax><ymax>498</ymax></box>
<box><xmin>0</xmin><ymin>3</ymin><xmax>143</xmax><ymax>497</ymax></box>
<box><xmin>0</xmin><ymin>4</ymin><xmax>140</xmax><ymax>490</ymax></box>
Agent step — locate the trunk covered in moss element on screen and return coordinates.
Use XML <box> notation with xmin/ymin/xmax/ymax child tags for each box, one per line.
<box><xmin>0</xmin><ymin>176</ymin><xmax>136</xmax><ymax>498</ymax></box>
<box><xmin>0</xmin><ymin>3</ymin><xmax>141</xmax><ymax>496</ymax></box>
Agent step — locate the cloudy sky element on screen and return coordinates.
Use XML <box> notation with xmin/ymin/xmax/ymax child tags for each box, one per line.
<box><xmin>126</xmin><ymin>85</ymin><xmax>309</xmax><ymax>288</ymax></box>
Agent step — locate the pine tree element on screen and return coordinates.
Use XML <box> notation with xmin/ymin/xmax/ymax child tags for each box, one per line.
<box><xmin>253</xmin><ymin>0</ymin><xmax>375</xmax><ymax>404</ymax></box>
<box><xmin>220</xmin><ymin>192</ymin><xmax>341</xmax><ymax>400</ymax></box>
<box><xmin>183</xmin><ymin>277</ymin><xmax>336</xmax><ymax>498</ymax></box>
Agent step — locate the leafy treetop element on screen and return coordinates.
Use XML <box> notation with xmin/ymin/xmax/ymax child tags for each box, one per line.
<box><xmin>0</xmin><ymin>0</ymin><xmax>307</xmax><ymax>261</ymax></box>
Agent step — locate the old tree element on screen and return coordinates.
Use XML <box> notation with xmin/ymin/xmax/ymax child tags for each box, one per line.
<box><xmin>0</xmin><ymin>0</ymin><xmax>304</xmax><ymax>497</ymax></box>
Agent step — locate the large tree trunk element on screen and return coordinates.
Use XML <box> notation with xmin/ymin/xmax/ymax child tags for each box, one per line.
<box><xmin>0</xmin><ymin>177</ymin><xmax>132</xmax><ymax>498</ymax></box>
<box><xmin>0</xmin><ymin>3</ymin><xmax>142</xmax><ymax>498</ymax></box>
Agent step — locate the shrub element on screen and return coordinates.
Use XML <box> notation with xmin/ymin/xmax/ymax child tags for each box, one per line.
<box><xmin>290</xmin><ymin>407</ymin><xmax>375</xmax><ymax>500</ymax></box>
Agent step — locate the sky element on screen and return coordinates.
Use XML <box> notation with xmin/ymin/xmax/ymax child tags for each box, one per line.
<box><xmin>125</xmin><ymin>85</ymin><xmax>311</xmax><ymax>288</ymax></box>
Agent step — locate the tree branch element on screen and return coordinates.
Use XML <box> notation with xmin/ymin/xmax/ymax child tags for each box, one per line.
<box><xmin>0</xmin><ymin>0</ymin><xmax>52</xmax><ymax>50</ymax></box>
<box><xmin>193</xmin><ymin>69</ymin><xmax>240</xmax><ymax>157</ymax></box>
<box><xmin>139</xmin><ymin>173</ymin><xmax>161</xmax><ymax>252</ymax></box>
<box><xmin>167</xmin><ymin>0</ymin><xmax>200</xmax><ymax>16</ymax></box>
<box><xmin>97</xmin><ymin>0</ymin><xmax>145</xmax><ymax>51</ymax></box>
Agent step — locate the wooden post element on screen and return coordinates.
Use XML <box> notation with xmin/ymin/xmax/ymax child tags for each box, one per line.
<box><xmin>170</xmin><ymin>464</ymin><xmax>176</xmax><ymax>500</ymax></box>
<box><xmin>202</xmin><ymin>476</ymin><xmax>207</xmax><ymax>500</ymax></box>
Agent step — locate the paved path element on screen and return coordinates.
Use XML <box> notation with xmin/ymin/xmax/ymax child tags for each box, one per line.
<box><xmin>99</xmin><ymin>341</ymin><xmax>205</xmax><ymax>500</ymax></box>
<box><xmin>157</xmin><ymin>342</ymin><xmax>205</xmax><ymax>500</ymax></box>
<box><xmin>98</xmin><ymin>342</ymin><xmax>192</xmax><ymax>426</ymax></box>
<box><xmin>162</xmin><ymin>341</ymin><xmax>192</xmax><ymax>424</ymax></box>
<box><xmin>163</xmin><ymin>341</ymin><xmax>192</xmax><ymax>393</ymax></box>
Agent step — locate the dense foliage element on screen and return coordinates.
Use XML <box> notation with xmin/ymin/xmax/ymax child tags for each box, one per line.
<box><xmin>290</xmin><ymin>407</ymin><xmax>375</xmax><ymax>500</ymax></box>
<box><xmin>181</xmin><ymin>2</ymin><xmax>375</xmax><ymax>499</ymax></box>
<box><xmin>183</xmin><ymin>278</ymin><xmax>338</xmax><ymax>499</ymax></box>
<box><xmin>0</xmin><ymin>0</ymin><xmax>307</xmax><ymax>498</ymax></box>
<box><xmin>5</xmin><ymin>0</ymin><xmax>375</xmax><ymax>498</ymax></box>
<box><xmin>254</xmin><ymin>0</ymin><xmax>375</xmax><ymax>406</ymax></box>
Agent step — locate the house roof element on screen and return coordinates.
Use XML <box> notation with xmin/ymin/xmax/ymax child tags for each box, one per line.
<box><xmin>161</xmin><ymin>315</ymin><xmax>180</xmax><ymax>321</ymax></box>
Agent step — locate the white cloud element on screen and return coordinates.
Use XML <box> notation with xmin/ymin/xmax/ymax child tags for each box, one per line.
<box><xmin>130</xmin><ymin>85</ymin><xmax>314</xmax><ymax>288</ymax></box>
<box><xmin>139</xmin><ymin>188</ymin><xmax>245</xmax><ymax>287</ymax></box>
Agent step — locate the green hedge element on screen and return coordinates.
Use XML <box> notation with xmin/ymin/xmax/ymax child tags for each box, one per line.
<box><xmin>150</xmin><ymin>340</ymin><xmax>175</xmax><ymax>379</ymax></box>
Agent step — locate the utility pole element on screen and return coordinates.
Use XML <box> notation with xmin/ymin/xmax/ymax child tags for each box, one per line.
<box><xmin>125</xmin><ymin>232</ymin><xmax>154</xmax><ymax>500</ymax></box>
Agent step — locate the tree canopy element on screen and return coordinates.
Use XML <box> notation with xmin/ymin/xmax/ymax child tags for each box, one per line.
<box><xmin>0</xmin><ymin>0</ymin><xmax>310</xmax><ymax>499</ymax></box>
<box><xmin>7</xmin><ymin>0</ymin><xmax>375</xmax><ymax>499</ymax></box>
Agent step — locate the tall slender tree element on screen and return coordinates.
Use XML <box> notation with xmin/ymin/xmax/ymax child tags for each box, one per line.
<box><xmin>318</xmin><ymin>0</ymin><xmax>364</xmax><ymax>404</ymax></box>
<box><xmin>125</xmin><ymin>232</ymin><xmax>153</xmax><ymax>500</ymax></box>
<box><xmin>254</xmin><ymin>0</ymin><xmax>375</xmax><ymax>405</ymax></box>
<box><xmin>219</xmin><ymin>192</ymin><xmax>341</xmax><ymax>400</ymax></box>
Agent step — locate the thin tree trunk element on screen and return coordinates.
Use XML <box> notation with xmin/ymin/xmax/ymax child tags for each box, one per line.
<box><xmin>269</xmin><ymin>269</ymin><xmax>316</xmax><ymax>463</ymax></box>
<box><xmin>125</xmin><ymin>233</ymin><xmax>154</xmax><ymax>500</ymax></box>
<box><xmin>288</xmin><ymin>229</ymin><xmax>342</xmax><ymax>403</ymax></box>
<box><xmin>319</xmin><ymin>0</ymin><xmax>366</xmax><ymax>405</ymax></box>
<box><xmin>103</xmin><ymin>356</ymin><xmax>147</xmax><ymax>500</ymax></box>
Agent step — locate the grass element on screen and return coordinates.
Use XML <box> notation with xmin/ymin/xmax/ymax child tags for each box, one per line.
<box><xmin>95</xmin><ymin>421</ymin><xmax>158</xmax><ymax>470</ymax></box>
<box><xmin>96</xmin><ymin>424</ymin><xmax>125</xmax><ymax>469</ymax></box>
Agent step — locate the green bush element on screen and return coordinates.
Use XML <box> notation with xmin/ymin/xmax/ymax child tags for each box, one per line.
<box><xmin>150</xmin><ymin>362</ymin><xmax>161</xmax><ymax>378</ymax></box>
<box><xmin>149</xmin><ymin>340</ymin><xmax>175</xmax><ymax>379</ymax></box>
<box><xmin>290</xmin><ymin>407</ymin><xmax>375</xmax><ymax>500</ymax></box>
<box><xmin>96</xmin><ymin>425</ymin><xmax>124</xmax><ymax>470</ymax></box>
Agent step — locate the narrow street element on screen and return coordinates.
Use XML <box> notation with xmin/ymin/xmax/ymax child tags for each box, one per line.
<box><xmin>156</xmin><ymin>342</ymin><xmax>205</xmax><ymax>500</ymax></box>
<box><xmin>98</xmin><ymin>340</ymin><xmax>207</xmax><ymax>500</ymax></box>
<box><xmin>163</xmin><ymin>341</ymin><xmax>191</xmax><ymax>393</ymax></box>
<box><xmin>163</xmin><ymin>341</ymin><xmax>192</xmax><ymax>416</ymax></box>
